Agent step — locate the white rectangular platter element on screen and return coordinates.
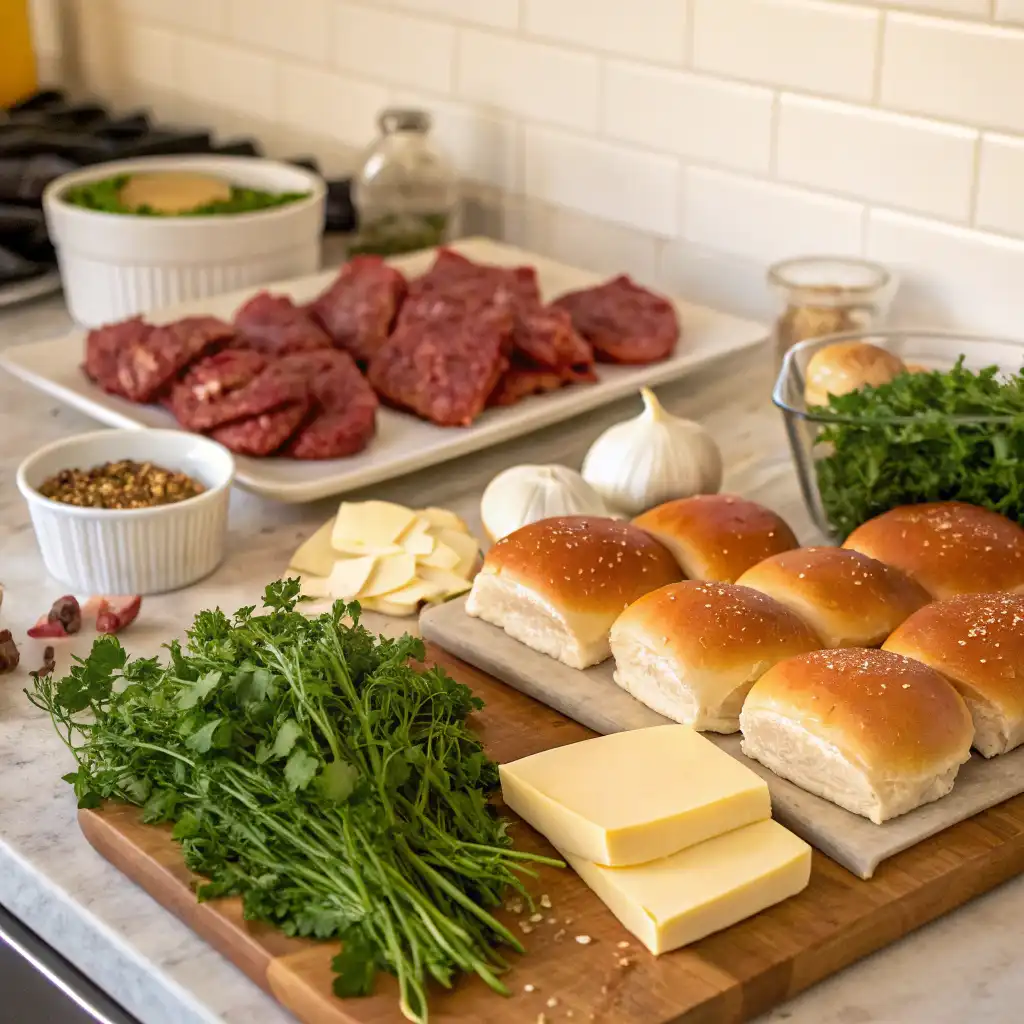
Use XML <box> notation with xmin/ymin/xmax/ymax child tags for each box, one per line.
<box><xmin>420</xmin><ymin>595</ymin><xmax>1024</xmax><ymax>880</ymax></box>
<box><xmin>0</xmin><ymin>238</ymin><xmax>767</xmax><ymax>503</ymax></box>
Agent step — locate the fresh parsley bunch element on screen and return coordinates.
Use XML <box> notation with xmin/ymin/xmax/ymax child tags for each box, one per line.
<box><xmin>29</xmin><ymin>580</ymin><xmax>559</xmax><ymax>1023</ymax></box>
<box><xmin>814</xmin><ymin>357</ymin><xmax>1024</xmax><ymax>539</ymax></box>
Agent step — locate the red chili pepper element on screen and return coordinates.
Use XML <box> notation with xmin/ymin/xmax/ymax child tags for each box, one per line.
<box><xmin>92</xmin><ymin>595</ymin><xmax>143</xmax><ymax>635</ymax></box>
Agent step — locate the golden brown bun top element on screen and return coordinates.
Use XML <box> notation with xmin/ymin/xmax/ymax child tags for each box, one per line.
<box><xmin>735</xmin><ymin>546</ymin><xmax>931</xmax><ymax>647</ymax></box>
<box><xmin>745</xmin><ymin>648</ymin><xmax>974</xmax><ymax>774</ymax></box>
<box><xmin>804</xmin><ymin>341</ymin><xmax>906</xmax><ymax>407</ymax></box>
<box><xmin>611</xmin><ymin>581</ymin><xmax>820</xmax><ymax>670</ymax></box>
<box><xmin>632</xmin><ymin>494</ymin><xmax>798</xmax><ymax>583</ymax></box>
<box><xmin>883</xmin><ymin>593</ymin><xmax>1024</xmax><ymax>713</ymax></box>
<box><xmin>842</xmin><ymin>502</ymin><xmax>1024</xmax><ymax>599</ymax></box>
<box><xmin>480</xmin><ymin>515</ymin><xmax>682</xmax><ymax>615</ymax></box>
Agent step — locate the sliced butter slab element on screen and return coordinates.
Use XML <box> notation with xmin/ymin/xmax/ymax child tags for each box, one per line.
<box><xmin>420</xmin><ymin>540</ymin><xmax>461</xmax><ymax>571</ymax></box>
<box><xmin>360</xmin><ymin>552</ymin><xmax>418</xmax><ymax>598</ymax></box>
<box><xmin>499</xmin><ymin>724</ymin><xmax>770</xmax><ymax>867</ymax></box>
<box><xmin>332</xmin><ymin>501</ymin><xmax>416</xmax><ymax>556</ymax></box>
<box><xmin>289</xmin><ymin>518</ymin><xmax>336</xmax><ymax>578</ymax></box>
<box><xmin>418</xmin><ymin>507</ymin><xmax>470</xmax><ymax>534</ymax></box>
<box><xmin>418</xmin><ymin>565</ymin><xmax>473</xmax><ymax>599</ymax></box>
<box><xmin>401</xmin><ymin>517</ymin><xmax>436</xmax><ymax>557</ymax></box>
<box><xmin>564</xmin><ymin>819</ymin><xmax>811</xmax><ymax>955</ymax></box>
<box><xmin>435</xmin><ymin>528</ymin><xmax>480</xmax><ymax>578</ymax></box>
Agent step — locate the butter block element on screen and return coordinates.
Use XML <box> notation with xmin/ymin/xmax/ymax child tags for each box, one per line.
<box><xmin>499</xmin><ymin>725</ymin><xmax>770</xmax><ymax>867</ymax></box>
<box><xmin>565</xmin><ymin>819</ymin><xmax>811</xmax><ymax>954</ymax></box>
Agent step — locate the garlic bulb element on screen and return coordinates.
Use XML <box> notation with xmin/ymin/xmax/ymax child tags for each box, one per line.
<box><xmin>581</xmin><ymin>388</ymin><xmax>722</xmax><ymax>515</ymax></box>
<box><xmin>480</xmin><ymin>464</ymin><xmax>610</xmax><ymax>541</ymax></box>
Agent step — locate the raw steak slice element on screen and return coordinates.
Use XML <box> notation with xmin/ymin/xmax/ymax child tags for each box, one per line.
<box><xmin>368</xmin><ymin>305</ymin><xmax>513</xmax><ymax>427</ymax></box>
<box><xmin>233</xmin><ymin>293</ymin><xmax>333</xmax><ymax>356</ymax></box>
<box><xmin>83</xmin><ymin>317</ymin><xmax>151</xmax><ymax>397</ymax></box>
<box><xmin>488</xmin><ymin>366</ymin><xmax>567</xmax><ymax>407</ymax></box>
<box><xmin>210</xmin><ymin>402</ymin><xmax>308</xmax><ymax>457</ymax></box>
<box><xmin>116</xmin><ymin>316</ymin><xmax>234</xmax><ymax>402</ymax></box>
<box><xmin>513</xmin><ymin>306</ymin><xmax>595</xmax><ymax>377</ymax></box>
<box><xmin>278</xmin><ymin>350</ymin><xmax>379</xmax><ymax>459</ymax></box>
<box><xmin>552</xmin><ymin>275</ymin><xmax>680</xmax><ymax>364</ymax></box>
<box><xmin>307</xmin><ymin>256</ymin><xmax>406</xmax><ymax>364</ymax></box>
<box><xmin>170</xmin><ymin>351</ymin><xmax>308</xmax><ymax>432</ymax></box>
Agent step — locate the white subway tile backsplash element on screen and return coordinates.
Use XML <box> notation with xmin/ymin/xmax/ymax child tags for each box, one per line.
<box><xmin>882</xmin><ymin>15</ymin><xmax>1024</xmax><ymax>133</ymax></box>
<box><xmin>121</xmin><ymin>24</ymin><xmax>180</xmax><ymax>91</ymax></box>
<box><xmin>605</xmin><ymin>62</ymin><xmax>773</xmax><ymax>173</ymax></box>
<box><xmin>975</xmin><ymin>134</ymin><xmax>1024</xmax><ymax>239</ymax></box>
<box><xmin>119</xmin><ymin>0</ymin><xmax>227</xmax><ymax>34</ymax></box>
<box><xmin>868</xmin><ymin>209</ymin><xmax>1024</xmax><ymax>335</ymax></box>
<box><xmin>777</xmin><ymin>95</ymin><xmax>977</xmax><ymax>220</ymax></box>
<box><xmin>382</xmin><ymin>0</ymin><xmax>519</xmax><ymax>30</ymax></box>
<box><xmin>178</xmin><ymin>39</ymin><xmax>279</xmax><ymax>118</ymax></box>
<box><xmin>523</xmin><ymin>127</ymin><xmax>679</xmax><ymax>235</ymax></box>
<box><xmin>995</xmin><ymin>0</ymin><xmax>1024</xmax><ymax>23</ymax></box>
<box><xmin>226</xmin><ymin>0</ymin><xmax>331</xmax><ymax>63</ymax></box>
<box><xmin>334</xmin><ymin>3</ymin><xmax>456</xmax><ymax>93</ymax></box>
<box><xmin>458</xmin><ymin>30</ymin><xmax>600</xmax><ymax>131</ymax></box>
<box><xmin>524</xmin><ymin>0</ymin><xmax>687</xmax><ymax>66</ymax></box>
<box><xmin>692</xmin><ymin>0</ymin><xmax>879</xmax><ymax>101</ymax></box>
<box><xmin>28</xmin><ymin>0</ymin><xmax>62</xmax><ymax>57</ymax></box>
<box><xmin>279</xmin><ymin>66</ymin><xmax>387</xmax><ymax>149</ymax></box>
<box><xmin>875</xmin><ymin>0</ymin><xmax>992</xmax><ymax>14</ymax></box>
<box><xmin>683</xmin><ymin>168</ymin><xmax>865</xmax><ymax>264</ymax></box>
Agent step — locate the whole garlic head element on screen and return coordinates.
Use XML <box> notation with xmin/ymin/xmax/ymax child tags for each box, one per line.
<box><xmin>480</xmin><ymin>464</ymin><xmax>610</xmax><ymax>541</ymax></box>
<box><xmin>581</xmin><ymin>388</ymin><xmax>723</xmax><ymax>515</ymax></box>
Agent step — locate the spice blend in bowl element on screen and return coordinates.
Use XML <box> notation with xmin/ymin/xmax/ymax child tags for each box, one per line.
<box><xmin>38</xmin><ymin>459</ymin><xmax>205</xmax><ymax>509</ymax></box>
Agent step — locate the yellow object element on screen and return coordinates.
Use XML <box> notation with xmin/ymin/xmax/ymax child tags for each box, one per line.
<box><xmin>400</xmin><ymin>518</ymin><xmax>435</xmax><ymax>556</ymax></box>
<box><xmin>119</xmin><ymin>172</ymin><xmax>233</xmax><ymax>214</ymax></box>
<box><xmin>289</xmin><ymin>519</ymin><xmax>336</xmax><ymax>577</ymax></box>
<box><xmin>418</xmin><ymin>507</ymin><xmax>469</xmax><ymax>533</ymax></box>
<box><xmin>434</xmin><ymin>528</ymin><xmax>479</xmax><ymax>577</ymax></box>
<box><xmin>331</xmin><ymin>500</ymin><xmax>416</xmax><ymax>555</ymax></box>
<box><xmin>418</xmin><ymin>565</ymin><xmax>472</xmax><ymax>598</ymax></box>
<box><xmin>0</xmin><ymin>0</ymin><xmax>37</xmax><ymax>109</ymax></box>
<box><xmin>564</xmin><ymin>819</ymin><xmax>811</xmax><ymax>955</ymax></box>
<box><xmin>499</xmin><ymin>725</ymin><xmax>771</xmax><ymax>867</ymax></box>
<box><xmin>420</xmin><ymin>539</ymin><xmax>461</xmax><ymax>571</ymax></box>
<box><xmin>360</xmin><ymin>552</ymin><xmax>417</xmax><ymax>598</ymax></box>
<box><xmin>300</xmin><ymin>555</ymin><xmax>377</xmax><ymax>600</ymax></box>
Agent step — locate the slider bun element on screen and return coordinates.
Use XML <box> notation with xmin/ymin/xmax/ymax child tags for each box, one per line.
<box><xmin>843</xmin><ymin>502</ymin><xmax>1024</xmax><ymax>599</ymax></box>
<box><xmin>735</xmin><ymin>546</ymin><xmax>930</xmax><ymax>648</ymax></box>
<box><xmin>633</xmin><ymin>495</ymin><xmax>798</xmax><ymax>584</ymax></box>
<box><xmin>804</xmin><ymin>341</ymin><xmax>906</xmax><ymax>407</ymax></box>
<box><xmin>883</xmin><ymin>594</ymin><xmax>1024</xmax><ymax>757</ymax></box>
<box><xmin>740</xmin><ymin>649</ymin><xmax>974</xmax><ymax>824</ymax></box>
<box><xmin>466</xmin><ymin>515</ymin><xmax>682</xmax><ymax>669</ymax></box>
<box><xmin>610</xmin><ymin>582</ymin><xmax>820</xmax><ymax>733</ymax></box>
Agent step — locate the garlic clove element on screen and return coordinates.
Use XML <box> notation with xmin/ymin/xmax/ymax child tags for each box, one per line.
<box><xmin>480</xmin><ymin>464</ymin><xmax>610</xmax><ymax>542</ymax></box>
<box><xmin>581</xmin><ymin>388</ymin><xmax>723</xmax><ymax>516</ymax></box>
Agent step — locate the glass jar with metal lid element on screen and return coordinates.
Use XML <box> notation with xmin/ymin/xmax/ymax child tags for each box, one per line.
<box><xmin>350</xmin><ymin>107</ymin><xmax>457</xmax><ymax>258</ymax></box>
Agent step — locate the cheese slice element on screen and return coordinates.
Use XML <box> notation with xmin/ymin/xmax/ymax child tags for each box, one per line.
<box><xmin>499</xmin><ymin>725</ymin><xmax>770</xmax><ymax>867</ymax></box>
<box><xmin>359</xmin><ymin>552</ymin><xmax>418</xmax><ymax>598</ymax></box>
<box><xmin>362</xmin><ymin>595</ymin><xmax>419</xmax><ymax>618</ymax></box>
<box><xmin>332</xmin><ymin>501</ymin><xmax>417</xmax><ymax>556</ymax></box>
<box><xmin>420</xmin><ymin>540</ymin><xmax>462</xmax><ymax>571</ymax></box>
<box><xmin>400</xmin><ymin>517</ymin><xmax>436</xmax><ymax>557</ymax></box>
<box><xmin>289</xmin><ymin>518</ymin><xmax>336</xmax><ymax>578</ymax></box>
<box><xmin>301</xmin><ymin>555</ymin><xmax>377</xmax><ymax>600</ymax></box>
<box><xmin>434</xmin><ymin>528</ymin><xmax>480</xmax><ymax>578</ymax></box>
<box><xmin>418</xmin><ymin>565</ymin><xmax>473</xmax><ymax>599</ymax></box>
<box><xmin>564</xmin><ymin>820</ymin><xmax>811</xmax><ymax>955</ymax></box>
<box><xmin>418</xmin><ymin>507</ymin><xmax>470</xmax><ymax>534</ymax></box>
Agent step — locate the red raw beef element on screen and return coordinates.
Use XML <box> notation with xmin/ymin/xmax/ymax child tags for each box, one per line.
<box><xmin>552</xmin><ymin>275</ymin><xmax>680</xmax><ymax>364</ymax></box>
<box><xmin>83</xmin><ymin>317</ymin><xmax>151</xmax><ymax>397</ymax></box>
<box><xmin>170</xmin><ymin>351</ymin><xmax>309</xmax><ymax>432</ymax></box>
<box><xmin>307</xmin><ymin>256</ymin><xmax>407</xmax><ymax>364</ymax></box>
<box><xmin>211</xmin><ymin>402</ymin><xmax>309</xmax><ymax>456</ymax></box>
<box><xmin>368</xmin><ymin>304</ymin><xmax>513</xmax><ymax>427</ymax></box>
<box><xmin>513</xmin><ymin>306</ymin><xmax>594</xmax><ymax>378</ymax></box>
<box><xmin>233</xmin><ymin>293</ymin><xmax>333</xmax><ymax>356</ymax></box>
<box><xmin>488</xmin><ymin>366</ymin><xmax>568</xmax><ymax>407</ymax></box>
<box><xmin>277</xmin><ymin>350</ymin><xmax>379</xmax><ymax>459</ymax></box>
<box><xmin>116</xmin><ymin>316</ymin><xmax>235</xmax><ymax>402</ymax></box>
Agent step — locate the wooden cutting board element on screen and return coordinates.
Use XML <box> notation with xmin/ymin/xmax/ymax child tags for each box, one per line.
<box><xmin>80</xmin><ymin>643</ymin><xmax>1024</xmax><ymax>1024</ymax></box>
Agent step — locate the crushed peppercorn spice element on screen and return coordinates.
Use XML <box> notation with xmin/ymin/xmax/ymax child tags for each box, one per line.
<box><xmin>38</xmin><ymin>460</ymin><xmax>204</xmax><ymax>510</ymax></box>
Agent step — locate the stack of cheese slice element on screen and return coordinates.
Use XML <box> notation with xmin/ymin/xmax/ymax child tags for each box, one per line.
<box><xmin>289</xmin><ymin>501</ymin><xmax>481</xmax><ymax>617</ymax></box>
<box><xmin>500</xmin><ymin>725</ymin><xmax>811</xmax><ymax>954</ymax></box>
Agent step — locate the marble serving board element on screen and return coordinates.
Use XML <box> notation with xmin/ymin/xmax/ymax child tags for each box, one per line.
<box><xmin>420</xmin><ymin>596</ymin><xmax>1024</xmax><ymax>880</ymax></box>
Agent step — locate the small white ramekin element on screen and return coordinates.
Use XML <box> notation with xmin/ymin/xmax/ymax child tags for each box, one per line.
<box><xmin>17</xmin><ymin>429</ymin><xmax>235</xmax><ymax>595</ymax></box>
<box><xmin>43</xmin><ymin>155</ymin><xmax>327</xmax><ymax>327</ymax></box>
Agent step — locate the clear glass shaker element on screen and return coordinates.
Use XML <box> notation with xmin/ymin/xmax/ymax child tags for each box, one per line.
<box><xmin>767</xmin><ymin>257</ymin><xmax>895</xmax><ymax>367</ymax></box>
<box><xmin>350</xmin><ymin>108</ymin><xmax>457</xmax><ymax>258</ymax></box>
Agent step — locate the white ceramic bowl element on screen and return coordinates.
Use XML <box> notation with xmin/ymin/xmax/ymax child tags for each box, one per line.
<box><xmin>43</xmin><ymin>155</ymin><xmax>327</xmax><ymax>327</ymax></box>
<box><xmin>17</xmin><ymin>429</ymin><xmax>235</xmax><ymax>595</ymax></box>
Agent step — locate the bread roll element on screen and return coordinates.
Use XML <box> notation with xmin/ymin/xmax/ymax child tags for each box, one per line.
<box><xmin>843</xmin><ymin>502</ymin><xmax>1024</xmax><ymax>599</ymax></box>
<box><xmin>804</xmin><ymin>341</ymin><xmax>905</xmax><ymax>407</ymax></box>
<box><xmin>610</xmin><ymin>582</ymin><xmax>820</xmax><ymax>733</ymax></box>
<box><xmin>632</xmin><ymin>495</ymin><xmax>798</xmax><ymax>584</ymax></box>
<box><xmin>466</xmin><ymin>515</ymin><xmax>682</xmax><ymax>669</ymax></box>
<box><xmin>739</xmin><ymin>649</ymin><xmax>974</xmax><ymax>823</ymax></box>
<box><xmin>735</xmin><ymin>546</ymin><xmax>930</xmax><ymax>648</ymax></box>
<box><xmin>883</xmin><ymin>594</ymin><xmax>1024</xmax><ymax>757</ymax></box>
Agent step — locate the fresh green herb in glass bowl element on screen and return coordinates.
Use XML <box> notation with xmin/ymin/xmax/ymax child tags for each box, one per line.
<box><xmin>773</xmin><ymin>330</ymin><xmax>1024</xmax><ymax>541</ymax></box>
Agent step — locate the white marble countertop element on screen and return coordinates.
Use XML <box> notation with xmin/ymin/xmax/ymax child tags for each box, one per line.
<box><xmin>0</xmin><ymin>290</ymin><xmax>1020</xmax><ymax>1024</ymax></box>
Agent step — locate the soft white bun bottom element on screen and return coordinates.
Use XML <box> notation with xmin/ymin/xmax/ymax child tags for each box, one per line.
<box><xmin>465</xmin><ymin>574</ymin><xmax>610</xmax><ymax>669</ymax></box>
<box><xmin>739</xmin><ymin>708</ymin><xmax>966</xmax><ymax>824</ymax></box>
<box><xmin>610</xmin><ymin>637</ymin><xmax>750</xmax><ymax>733</ymax></box>
<box><xmin>962</xmin><ymin>694</ymin><xmax>1024</xmax><ymax>758</ymax></box>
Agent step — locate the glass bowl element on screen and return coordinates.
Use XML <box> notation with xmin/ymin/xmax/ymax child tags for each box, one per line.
<box><xmin>772</xmin><ymin>329</ymin><xmax>1024</xmax><ymax>541</ymax></box>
